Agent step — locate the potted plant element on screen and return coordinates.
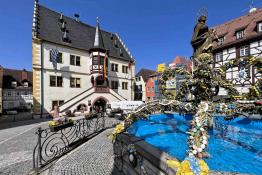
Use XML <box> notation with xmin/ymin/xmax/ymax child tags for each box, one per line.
<box><xmin>48</xmin><ymin>118</ymin><xmax>74</xmax><ymax>132</ymax></box>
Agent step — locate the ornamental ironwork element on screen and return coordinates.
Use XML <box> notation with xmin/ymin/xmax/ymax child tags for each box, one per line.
<box><xmin>32</xmin><ymin>114</ymin><xmax>105</xmax><ymax>172</ymax></box>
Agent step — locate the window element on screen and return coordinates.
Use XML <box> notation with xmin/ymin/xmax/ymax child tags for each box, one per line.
<box><xmin>11</xmin><ymin>81</ymin><xmax>17</xmax><ymax>88</ymax></box>
<box><xmin>111</xmin><ymin>81</ymin><xmax>118</xmax><ymax>89</ymax></box>
<box><xmin>100</xmin><ymin>56</ymin><xmax>105</xmax><ymax>65</ymax></box>
<box><xmin>50</xmin><ymin>76</ymin><xmax>63</xmax><ymax>87</ymax></box>
<box><xmin>7</xmin><ymin>92</ymin><xmax>11</xmax><ymax>96</ymax></box>
<box><xmin>218</xmin><ymin>37</ymin><xmax>224</xmax><ymax>45</ymax></box>
<box><xmin>215</xmin><ymin>52</ymin><xmax>223</xmax><ymax>62</ymax></box>
<box><xmin>17</xmin><ymin>92</ymin><xmax>20</xmax><ymax>96</ymax></box>
<box><xmin>122</xmin><ymin>65</ymin><xmax>128</xmax><ymax>73</ymax></box>
<box><xmin>92</xmin><ymin>56</ymin><xmax>99</xmax><ymax>65</ymax></box>
<box><xmin>240</xmin><ymin>45</ymin><xmax>249</xmax><ymax>57</ymax></box>
<box><xmin>70</xmin><ymin>77</ymin><xmax>81</xmax><ymax>88</ymax></box>
<box><xmin>23</xmin><ymin>82</ymin><xmax>28</xmax><ymax>87</ymax></box>
<box><xmin>52</xmin><ymin>100</ymin><xmax>64</xmax><ymax>109</ymax></box>
<box><xmin>258</xmin><ymin>22</ymin><xmax>262</xmax><ymax>33</ymax></box>
<box><xmin>49</xmin><ymin>51</ymin><xmax>63</xmax><ymax>63</ymax></box>
<box><xmin>122</xmin><ymin>82</ymin><xmax>128</xmax><ymax>90</ymax></box>
<box><xmin>236</xmin><ymin>30</ymin><xmax>244</xmax><ymax>40</ymax></box>
<box><xmin>111</xmin><ymin>63</ymin><xmax>118</xmax><ymax>72</ymax></box>
<box><xmin>139</xmin><ymin>85</ymin><xmax>142</xmax><ymax>91</ymax></box>
<box><xmin>70</xmin><ymin>55</ymin><xmax>81</xmax><ymax>66</ymax></box>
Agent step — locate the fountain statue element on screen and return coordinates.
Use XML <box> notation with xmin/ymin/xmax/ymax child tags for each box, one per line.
<box><xmin>191</xmin><ymin>15</ymin><xmax>218</xmax><ymax>59</ymax></box>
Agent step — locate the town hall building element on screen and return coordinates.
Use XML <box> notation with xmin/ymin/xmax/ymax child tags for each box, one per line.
<box><xmin>32</xmin><ymin>0</ymin><xmax>135</xmax><ymax>116</ymax></box>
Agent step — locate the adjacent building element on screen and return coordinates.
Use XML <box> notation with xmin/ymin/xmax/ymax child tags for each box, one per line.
<box><xmin>212</xmin><ymin>8</ymin><xmax>262</xmax><ymax>95</ymax></box>
<box><xmin>145</xmin><ymin>75</ymin><xmax>158</xmax><ymax>101</ymax></box>
<box><xmin>1</xmin><ymin>68</ymin><xmax>33</xmax><ymax>112</ymax></box>
<box><xmin>32</xmin><ymin>1</ymin><xmax>135</xmax><ymax>116</ymax></box>
<box><xmin>135</xmin><ymin>69</ymin><xmax>156</xmax><ymax>102</ymax></box>
<box><xmin>168</xmin><ymin>56</ymin><xmax>192</xmax><ymax>93</ymax></box>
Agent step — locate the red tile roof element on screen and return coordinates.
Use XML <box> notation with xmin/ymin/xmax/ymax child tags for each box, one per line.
<box><xmin>3</xmin><ymin>68</ymin><xmax>32</xmax><ymax>89</ymax></box>
<box><xmin>136</xmin><ymin>69</ymin><xmax>156</xmax><ymax>82</ymax></box>
<box><xmin>213</xmin><ymin>8</ymin><xmax>262</xmax><ymax>49</ymax></box>
<box><xmin>171</xmin><ymin>56</ymin><xmax>192</xmax><ymax>72</ymax></box>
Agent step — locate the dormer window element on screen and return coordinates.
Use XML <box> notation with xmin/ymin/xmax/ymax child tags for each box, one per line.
<box><xmin>11</xmin><ymin>81</ymin><xmax>17</xmax><ymax>88</ymax></box>
<box><xmin>23</xmin><ymin>82</ymin><xmax>29</xmax><ymax>88</ymax></box>
<box><xmin>218</xmin><ymin>37</ymin><xmax>224</xmax><ymax>45</ymax></box>
<box><xmin>258</xmin><ymin>22</ymin><xmax>262</xmax><ymax>33</ymax></box>
<box><xmin>236</xmin><ymin>30</ymin><xmax>244</xmax><ymax>40</ymax></box>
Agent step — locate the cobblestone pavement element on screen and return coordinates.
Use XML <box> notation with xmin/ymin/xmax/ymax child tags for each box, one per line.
<box><xmin>0</xmin><ymin>121</ymin><xmax>48</xmax><ymax>175</ymax></box>
<box><xmin>0</xmin><ymin>116</ymin><xmax>120</xmax><ymax>175</ymax></box>
<box><xmin>48</xmin><ymin>128</ymin><xmax>122</xmax><ymax>175</ymax></box>
<box><xmin>0</xmin><ymin>118</ymin><xmax>49</xmax><ymax>143</ymax></box>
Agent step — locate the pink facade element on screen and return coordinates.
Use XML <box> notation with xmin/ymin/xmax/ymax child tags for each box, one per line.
<box><xmin>146</xmin><ymin>77</ymin><xmax>155</xmax><ymax>101</ymax></box>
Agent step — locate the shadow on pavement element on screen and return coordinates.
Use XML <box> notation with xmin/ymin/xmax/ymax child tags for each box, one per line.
<box><xmin>0</xmin><ymin>116</ymin><xmax>50</xmax><ymax>130</ymax></box>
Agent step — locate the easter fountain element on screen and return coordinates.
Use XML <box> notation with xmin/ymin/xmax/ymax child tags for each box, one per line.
<box><xmin>110</xmin><ymin>13</ymin><xmax>262</xmax><ymax>175</ymax></box>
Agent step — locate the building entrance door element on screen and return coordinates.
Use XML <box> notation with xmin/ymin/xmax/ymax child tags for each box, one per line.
<box><xmin>93</xmin><ymin>98</ymin><xmax>107</xmax><ymax>112</ymax></box>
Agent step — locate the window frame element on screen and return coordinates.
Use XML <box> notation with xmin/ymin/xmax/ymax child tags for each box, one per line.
<box><xmin>70</xmin><ymin>55</ymin><xmax>81</xmax><ymax>66</ymax></box>
<box><xmin>236</xmin><ymin>30</ymin><xmax>244</xmax><ymax>40</ymax></box>
<box><xmin>50</xmin><ymin>75</ymin><xmax>63</xmax><ymax>87</ymax></box>
<box><xmin>52</xmin><ymin>100</ymin><xmax>64</xmax><ymax>109</ymax></box>
<box><xmin>70</xmin><ymin>77</ymin><xmax>81</xmax><ymax>88</ymax></box>
<box><xmin>218</xmin><ymin>36</ymin><xmax>224</xmax><ymax>45</ymax></box>
<box><xmin>92</xmin><ymin>56</ymin><xmax>99</xmax><ymax>65</ymax></box>
<box><xmin>122</xmin><ymin>82</ymin><xmax>128</xmax><ymax>90</ymax></box>
<box><xmin>111</xmin><ymin>80</ymin><xmax>119</xmax><ymax>89</ymax></box>
<box><xmin>111</xmin><ymin>63</ymin><xmax>119</xmax><ymax>72</ymax></box>
<box><xmin>215</xmin><ymin>52</ymin><xmax>223</xmax><ymax>62</ymax></box>
<box><xmin>23</xmin><ymin>82</ymin><xmax>29</xmax><ymax>88</ymax></box>
<box><xmin>122</xmin><ymin>65</ymin><xmax>128</xmax><ymax>74</ymax></box>
<box><xmin>258</xmin><ymin>22</ymin><xmax>262</xmax><ymax>33</ymax></box>
<box><xmin>240</xmin><ymin>45</ymin><xmax>249</xmax><ymax>57</ymax></box>
<box><xmin>11</xmin><ymin>81</ymin><xmax>17</xmax><ymax>88</ymax></box>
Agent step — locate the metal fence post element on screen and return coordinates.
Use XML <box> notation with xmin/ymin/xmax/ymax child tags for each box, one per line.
<box><xmin>37</xmin><ymin>127</ymin><xmax>42</xmax><ymax>167</ymax></box>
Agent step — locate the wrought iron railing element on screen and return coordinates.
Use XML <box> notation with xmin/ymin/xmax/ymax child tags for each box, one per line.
<box><xmin>32</xmin><ymin>114</ymin><xmax>105</xmax><ymax>172</ymax></box>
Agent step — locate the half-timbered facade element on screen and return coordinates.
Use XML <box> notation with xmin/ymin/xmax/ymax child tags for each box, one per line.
<box><xmin>213</xmin><ymin>8</ymin><xmax>262</xmax><ymax>95</ymax></box>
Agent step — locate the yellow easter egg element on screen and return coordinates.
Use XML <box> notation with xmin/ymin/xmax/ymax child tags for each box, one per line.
<box><xmin>166</xmin><ymin>159</ymin><xmax>180</xmax><ymax>169</ymax></box>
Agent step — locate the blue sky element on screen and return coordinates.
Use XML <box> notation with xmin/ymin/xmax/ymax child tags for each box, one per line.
<box><xmin>0</xmin><ymin>0</ymin><xmax>261</xmax><ymax>72</ymax></box>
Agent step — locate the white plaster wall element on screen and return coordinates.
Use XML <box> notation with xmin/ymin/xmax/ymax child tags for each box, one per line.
<box><xmin>109</xmin><ymin>57</ymin><xmax>134</xmax><ymax>100</ymax></box>
<box><xmin>43</xmin><ymin>70</ymin><xmax>93</xmax><ymax>111</ymax></box>
<box><xmin>42</xmin><ymin>42</ymin><xmax>91</xmax><ymax>74</ymax></box>
<box><xmin>135</xmin><ymin>76</ymin><xmax>146</xmax><ymax>102</ymax></box>
<box><xmin>40</xmin><ymin>42</ymin><xmax>134</xmax><ymax>111</ymax></box>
